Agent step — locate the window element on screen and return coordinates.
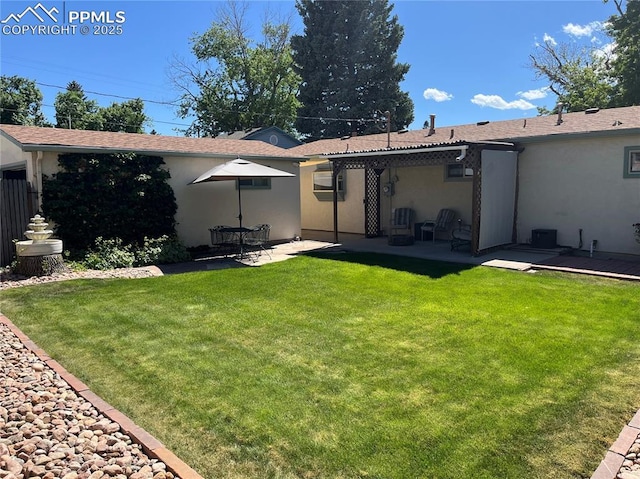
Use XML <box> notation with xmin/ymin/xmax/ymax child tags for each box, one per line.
<box><xmin>237</xmin><ymin>178</ymin><xmax>271</xmax><ymax>189</ymax></box>
<box><xmin>445</xmin><ymin>163</ymin><xmax>473</xmax><ymax>181</ymax></box>
<box><xmin>313</xmin><ymin>171</ymin><xmax>344</xmax><ymax>192</ymax></box>
<box><xmin>312</xmin><ymin>168</ymin><xmax>345</xmax><ymax>201</ymax></box>
<box><xmin>624</xmin><ymin>146</ymin><xmax>640</xmax><ymax>178</ymax></box>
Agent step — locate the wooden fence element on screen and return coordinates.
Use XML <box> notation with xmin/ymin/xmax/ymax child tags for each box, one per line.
<box><xmin>1</xmin><ymin>179</ymin><xmax>31</xmax><ymax>267</ymax></box>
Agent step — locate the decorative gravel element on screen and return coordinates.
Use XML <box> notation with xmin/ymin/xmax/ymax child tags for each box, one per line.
<box><xmin>619</xmin><ymin>436</ymin><xmax>640</xmax><ymax>479</ymax></box>
<box><xmin>0</xmin><ymin>322</ymin><xmax>179</xmax><ymax>479</ymax></box>
<box><xmin>0</xmin><ymin>267</ymin><xmax>162</xmax><ymax>290</ymax></box>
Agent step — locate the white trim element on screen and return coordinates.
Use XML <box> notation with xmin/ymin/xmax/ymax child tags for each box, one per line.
<box><xmin>326</xmin><ymin>145</ymin><xmax>470</xmax><ymax>159</ymax></box>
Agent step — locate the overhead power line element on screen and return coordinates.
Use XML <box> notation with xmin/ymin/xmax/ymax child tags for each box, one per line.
<box><xmin>6</xmin><ymin>81</ymin><xmax>402</xmax><ymax>135</ymax></box>
<box><xmin>36</xmin><ymin>81</ymin><xmax>182</xmax><ymax>107</ymax></box>
<box><xmin>34</xmin><ymin>81</ymin><xmax>384</xmax><ymax>125</ymax></box>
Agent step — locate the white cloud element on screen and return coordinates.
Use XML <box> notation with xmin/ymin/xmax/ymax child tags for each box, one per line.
<box><xmin>543</xmin><ymin>33</ymin><xmax>557</xmax><ymax>46</ymax></box>
<box><xmin>471</xmin><ymin>94</ymin><xmax>536</xmax><ymax>111</ymax></box>
<box><xmin>593</xmin><ymin>41</ymin><xmax>615</xmax><ymax>60</ymax></box>
<box><xmin>517</xmin><ymin>87</ymin><xmax>550</xmax><ymax>101</ymax></box>
<box><xmin>563</xmin><ymin>21</ymin><xmax>603</xmax><ymax>38</ymax></box>
<box><xmin>423</xmin><ymin>88</ymin><xmax>453</xmax><ymax>102</ymax></box>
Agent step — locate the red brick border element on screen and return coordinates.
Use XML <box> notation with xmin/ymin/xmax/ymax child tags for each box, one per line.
<box><xmin>0</xmin><ymin>314</ymin><xmax>204</xmax><ymax>479</ymax></box>
<box><xmin>590</xmin><ymin>417</ymin><xmax>640</xmax><ymax>479</ymax></box>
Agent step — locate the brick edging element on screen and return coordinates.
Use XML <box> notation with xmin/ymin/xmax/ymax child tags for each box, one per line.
<box><xmin>590</xmin><ymin>410</ymin><xmax>640</xmax><ymax>479</ymax></box>
<box><xmin>0</xmin><ymin>313</ymin><xmax>204</xmax><ymax>479</ymax></box>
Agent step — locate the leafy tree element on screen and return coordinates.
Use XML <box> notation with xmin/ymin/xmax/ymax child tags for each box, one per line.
<box><xmin>171</xmin><ymin>1</ymin><xmax>301</xmax><ymax>137</ymax></box>
<box><xmin>529</xmin><ymin>0</ymin><xmax>638</xmax><ymax>112</ymax></box>
<box><xmin>606</xmin><ymin>0</ymin><xmax>640</xmax><ymax>106</ymax></box>
<box><xmin>100</xmin><ymin>98</ymin><xmax>147</xmax><ymax>133</ymax></box>
<box><xmin>529</xmin><ymin>40</ymin><xmax>614</xmax><ymax>113</ymax></box>
<box><xmin>42</xmin><ymin>153</ymin><xmax>178</xmax><ymax>252</ymax></box>
<box><xmin>54</xmin><ymin>81</ymin><xmax>149</xmax><ymax>132</ymax></box>
<box><xmin>292</xmin><ymin>0</ymin><xmax>414</xmax><ymax>140</ymax></box>
<box><xmin>54</xmin><ymin>81</ymin><xmax>103</xmax><ymax>130</ymax></box>
<box><xmin>0</xmin><ymin>75</ymin><xmax>50</xmax><ymax>126</ymax></box>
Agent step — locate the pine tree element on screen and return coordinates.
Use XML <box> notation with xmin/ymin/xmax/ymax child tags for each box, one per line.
<box><xmin>54</xmin><ymin>81</ymin><xmax>149</xmax><ymax>132</ymax></box>
<box><xmin>54</xmin><ymin>82</ymin><xmax>103</xmax><ymax>130</ymax></box>
<box><xmin>292</xmin><ymin>0</ymin><xmax>414</xmax><ymax>140</ymax></box>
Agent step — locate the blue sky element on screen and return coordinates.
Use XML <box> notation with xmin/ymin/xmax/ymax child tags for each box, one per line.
<box><xmin>0</xmin><ymin>0</ymin><xmax>619</xmax><ymax>136</ymax></box>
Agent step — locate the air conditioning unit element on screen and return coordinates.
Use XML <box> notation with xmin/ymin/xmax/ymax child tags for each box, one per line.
<box><xmin>531</xmin><ymin>229</ymin><xmax>557</xmax><ymax>249</ymax></box>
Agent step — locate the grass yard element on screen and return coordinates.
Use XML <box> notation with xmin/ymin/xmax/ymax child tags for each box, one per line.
<box><xmin>1</xmin><ymin>253</ymin><xmax>639</xmax><ymax>479</ymax></box>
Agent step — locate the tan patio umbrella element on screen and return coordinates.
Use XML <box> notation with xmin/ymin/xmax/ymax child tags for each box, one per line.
<box><xmin>190</xmin><ymin>158</ymin><xmax>295</xmax><ymax>228</ymax></box>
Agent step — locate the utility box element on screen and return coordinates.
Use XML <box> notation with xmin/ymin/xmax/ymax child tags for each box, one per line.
<box><xmin>531</xmin><ymin>229</ymin><xmax>557</xmax><ymax>249</ymax></box>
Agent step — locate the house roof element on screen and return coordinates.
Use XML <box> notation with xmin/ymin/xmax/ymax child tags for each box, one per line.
<box><xmin>216</xmin><ymin>128</ymin><xmax>260</xmax><ymax>140</ymax></box>
<box><xmin>290</xmin><ymin>106</ymin><xmax>640</xmax><ymax>157</ymax></box>
<box><xmin>0</xmin><ymin>124</ymin><xmax>306</xmax><ymax>160</ymax></box>
<box><xmin>3</xmin><ymin>106</ymin><xmax>638</xmax><ymax>161</ymax></box>
<box><xmin>218</xmin><ymin>126</ymin><xmax>303</xmax><ymax>146</ymax></box>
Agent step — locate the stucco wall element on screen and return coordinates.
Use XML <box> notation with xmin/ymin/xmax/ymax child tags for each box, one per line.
<box><xmin>0</xmin><ymin>134</ymin><xmax>31</xmax><ymax>171</ymax></box>
<box><xmin>166</xmin><ymin>156</ymin><xmax>300</xmax><ymax>247</ymax></box>
<box><xmin>300</xmin><ymin>162</ymin><xmax>365</xmax><ymax>233</ymax></box>
<box><xmin>300</xmin><ymin>161</ymin><xmax>473</xmax><ymax>236</ymax></box>
<box><xmin>517</xmin><ymin>134</ymin><xmax>640</xmax><ymax>255</ymax></box>
<box><xmin>380</xmin><ymin>165</ymin><xmax>473</xmax><ymax>232</ymax></box>
<box><xmin>39</xmin><ymin>152</ymin><xmax>301</xmax><ymax>248</ymax></box>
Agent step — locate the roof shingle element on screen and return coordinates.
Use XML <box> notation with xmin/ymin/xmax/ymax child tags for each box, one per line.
<box><xmin>2</xmin><ymin>106</ymin><xmax>638</xmax><ymax>160</ymax></box>
<box><xmin>290</xmin><ymin>106</ymin><xmax>640</xmax><ymax>157</ymax></box>
<box><xmin>0</xmin><ymin>125</ymin><xmax>305</xmax><ymax>159</ymax></box>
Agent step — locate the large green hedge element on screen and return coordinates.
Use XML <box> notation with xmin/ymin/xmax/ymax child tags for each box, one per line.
<box><xmin>42</xmin><ymin>152</ymin><xmax>178</xmax><ymax>252</ymax></box>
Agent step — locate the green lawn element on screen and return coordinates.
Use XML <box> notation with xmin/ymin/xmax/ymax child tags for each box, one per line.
<box><xmin>1</xmin><ymin>253</ymin><xmax>639</xmax><ymax>479</ymax></box>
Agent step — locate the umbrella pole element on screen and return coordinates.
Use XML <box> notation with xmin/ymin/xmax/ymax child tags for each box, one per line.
<box><xmin>237</xmin><ymin>179</ymin><xmax>246</xmax><ymax>259</ymax></box>
<box><xmin>237</xmin><ymin>179</ymin><xmax>243</xmax><ymax>229</ymax></box>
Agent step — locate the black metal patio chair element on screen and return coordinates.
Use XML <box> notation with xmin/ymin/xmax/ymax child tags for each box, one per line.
<box><xmin>244</xmin><ymin>224</ymin><xmax>271</xmax><ymax>260</ymax></box>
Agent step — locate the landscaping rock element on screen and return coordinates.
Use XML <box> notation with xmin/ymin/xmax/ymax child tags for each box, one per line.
<box><xmin>0</xmin><ymin>266</ymin><xmax>162</xmax><ymax>290</ymax></box>
<box><xmin>618</xmin><ymin>435</ymin><xmax>640</xmax><ymax>479</ymax></box>
<box><xmin>0</xmin><ymin>323</ymin><xmax>182</xmax><ymax>478</ymax></box>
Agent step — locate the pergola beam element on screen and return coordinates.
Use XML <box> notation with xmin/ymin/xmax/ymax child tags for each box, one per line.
<box><xmin>325</xmin><ymin>141</ymin><xmax>516</xmax><ymax>252</ymax></box>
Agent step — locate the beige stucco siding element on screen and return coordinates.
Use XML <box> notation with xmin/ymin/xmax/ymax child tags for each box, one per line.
<box><xmin>381</xmin><ymin>165</ymin><xmax>472</xmax><ymax>230</ymax></box>
<box><xmin>517</xmin><ymin>134</ymin><xmax>640</xmax><ymax>255</ymax></box>
<box><xmin>37</xmin><ymin>153</ymin><xmax>300</xmax><ymax>248</ymax></box>
<box><xmin>166</xmin><ymin>156</ymin><xmax>300</xmax><ymax>247</ymax></box>
<box><xmin>300</xmin><ymin>163</ymin><xmax>365</xmax><ymax>233</ymax></box>
<box><xmin>1</xmin><ymin>134</ymin><xmax>31</xmax><ymax>170</ymax></box>
<box><xmin>1</xmin><ymin>134</ymin><xmax>34</xmax><ymax>190</ymax></box>
<box><xmin>300</xmin><ymin>162</ymin><xmax>473</xmax><ymax>235</ymax></box>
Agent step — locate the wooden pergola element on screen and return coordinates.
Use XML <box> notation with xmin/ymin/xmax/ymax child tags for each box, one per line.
<box><xmin>325</xmin><ymin>141</ymin><xmax>518</xmax><ymax>255</ymax></box>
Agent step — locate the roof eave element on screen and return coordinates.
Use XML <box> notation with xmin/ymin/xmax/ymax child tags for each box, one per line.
<box><xmin>317</xmin><ymin>141</ymin><xmax>516</xmax><ymax>159</ymax></box>
<box><xmin>15</xmin><ymin>143</ymin><xmax>306</xmax><ymax>161</ymax></box>
<box><xmin>496</xmin><ymin>127</ymin><xmax>640</xmax><ymax>144</ymax></box>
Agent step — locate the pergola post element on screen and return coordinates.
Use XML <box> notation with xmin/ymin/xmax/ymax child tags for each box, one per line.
<box><xmin>331</xmin><ymin>160</ymin><xmax>346</xmax><ymax>243</ymax></box>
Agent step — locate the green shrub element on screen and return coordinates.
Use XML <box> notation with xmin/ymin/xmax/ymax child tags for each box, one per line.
<box><xmin>134</xmin><ymin>235</ymin><xmax>191</xmax><ymax>266</ymax></box>
<box><xmin>42</xmin><ymin>152</ymin><xmax>178</xmax><ymax>251</ymax></box>
<box><xmin>82</xmin><ymin>235</ymin><xmax>190</xmax><ymax>270</ymax></box>
<box><xmin>83</xmin><ymin>237</ymin><xmax>135</xmax><ymax>270</ymax></box>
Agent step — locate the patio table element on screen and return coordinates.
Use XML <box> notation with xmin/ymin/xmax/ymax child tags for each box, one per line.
<box><xmin>220</xmin><ymin>226</ymin><xmax>255</xmax><ymax>259</ymax></box>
